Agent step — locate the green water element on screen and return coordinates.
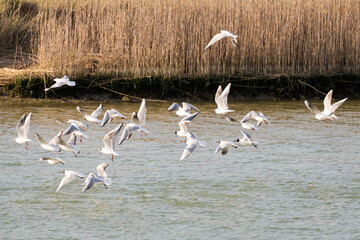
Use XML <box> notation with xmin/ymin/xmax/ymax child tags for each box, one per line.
<box><xmin>0</xmin><ymin>100</ymin><xmax>359</xmax><ymax>239</ymax></box>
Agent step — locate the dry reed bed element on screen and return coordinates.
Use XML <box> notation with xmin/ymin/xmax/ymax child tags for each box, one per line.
<box><xmin>28</xmin><ymin>0</ymin><xmax>360</xmax><ymax>78</ymax></box>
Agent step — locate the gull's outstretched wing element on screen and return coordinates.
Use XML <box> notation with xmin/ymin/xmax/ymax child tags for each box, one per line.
<box><xmin>91</xmin><ymin>104</ymin><xmax>103</xmax><ymax>118</ymax></box>
<box><xmin>168</xmin><ymin>102</ymin><xmax>181</xmax><ymax>112</ymax></box>
<box><xmin>331</xmin><ymin>98</ymin><xmax>347</xmax><ymax>113</ymax></box>
<box><xmin>56</xmin><ymin>171</ymin><xmax>84</xmax><ymax>192</ymax></box>
<box><xmin>240</xmin><ymin>131</ymin><xmax>252</xmax><ymax>142</ymax></box>
<box><xmin>323</xmin><ymin>90</ymin><xmax>333</xmax><ymax>115</ymax></box>
<box><xmin>180</xmin><ymin>141</ymin><xmax>197</xmax><ymax>161</ymax></box>
<box><xmin>214</xmin><ymin>85</ymin><xmax>223</xmax><ymax>109</ymax></box>
<box><xmin>35</xmin><ymin>133</ymin><xmax>48</xmax><ymax>145</ymax></box>
<box><xmin>240</xmin><ymin>111</ymin><xmax>258</xmax><ymax>123</ymax></box>
<box><xmin>182</xmin><ymin>102</ymin><xmax>199</xmax><ymax>112</ymax></box>
<box><xmin>304</xmin><ymin>100</ymin><xmax>320</xmax><ymax>113</ymax></box>
<box><xmin>77</xmin><ymin>106</ymin><xmax>89</xmax><ymax>117</ymax></box>
<box><xmin>17</xmin><ymin>113</ymin><xmax>32</xmax><ymax>139</ymax></box>
<box><xmin>49</xmin><ymin>130</ymin><xmax>62</xmax><ymax>145</ymax></box>
<box><xmin>205</xmin><ymin>32</ymin><xmax>227</xmax><ymax>50</ymax></box>
<box><xmin>137</xmin><ymin>99</ymin><xmax>147</xmax><ymax>127</ymax></box>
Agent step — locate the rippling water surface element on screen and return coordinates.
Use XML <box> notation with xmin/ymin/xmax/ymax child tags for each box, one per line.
<box><xmin>1</xmin><ymin>100</ymin><xmax>359</xmax><ymax>239</ymax></box>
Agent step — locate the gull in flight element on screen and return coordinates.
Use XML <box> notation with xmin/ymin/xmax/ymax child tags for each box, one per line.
<box><xmin>226</xmin><ymin>111</ymin><xmax>260</xmax><ymax>131</ymax></box>
<box><xmin>245</xmin><ymin>111</ymin><xmax>270</xmax><ymax>126</ymax></box>
<box><xmin>82</xmin><ymin>173</ymin><xmax>112</xmax><ymax>192</ymax></box>
<box><xmin>56</xmin><ymin>170</ymin><xmax>85</xmax><ymax>192</ymax></box>
<box><xmin>98</xmin><ymin>123</ymin><xmax>123</xmax><ymax>161</ymax></box>
<box><xmin>118</xmin><ymin>123</ymin><xmax>149</xmax><ymax>145</ymax></box>
<box><xmin>304</xmin><ymin>90</ymin><xmax>347</xmax><ymax>121</ymax></box>
<box><xmin>100</xmin><ymin>109</ymin><xmax>126</xmax><ymax>127</ymax></box>
<box><xmin>63</xmin><ymin>123</ymin><xmax>89</xmax><ymax>142</ymax></box>
<box><xmin>58</xmin><ymin>132</ymin><xmax>79</xmax><ymax>157</ymax></box>
<box><xmin>234</xmin><ymin>131</ymin><xmax>257</xmax><ymax>147</ymax></box>
<box><xmin>215</xmin><ymin>83</ymin><xmax>235</xmax><ymax>116</ymax></box>
<box><xmin>180</xmin><ymin>132</ymin><xmax>206</xmax><ymax>161</ymax></box>
<box><xmin>40</xmin><ymin>157</ymin><xmax>65</xmax><ymax>165</ymax></box>
<box><xmin>67</xmin><ymin>120</ymin><xmax>88</xmax><ymax>131</ymax></box>
<box><xmin>45</xmin><ymin>75</ymin><xmax>75</xmax><ymax>92</ymax></box>
<box><xmin>77</xmin><ymin>103</ymin><xmax>103</xmax><ymax>124</ymax></box>
<box><xmin>205</xmin><ymin>30</ymin><xmax>238</xmax><ymax>50</ymax></box>
<box><xmin>15</xmin><ymin>112</ymin><xmax>32</xmax><ymax>149</ymax></box>
<box><xmin>131</xmin><ymin>99</ymin><xmax>147</xmax><ymax>127</ymax></box>
<box><xmin>239</xmin><ymin>111</ymin><xmax>262</xmax><ymax>130</ymax></box>
<box><xmin>214</xmin><ymin>140</ymin><xmax>238</xmax><ymax>156</ymax></box>
<box><xmin>168</xmin><ymin>102</ymin><xmax>199</xmax><ymax>117</ymax></box>
<box><xmin>82</xmin><ymin>162</ymin><xmax>112</xmax><ymax>192</ymax></box>
<box><xmin>67</xmin><ymin>133</ymin><xmax>80</xmax><ymax>155</ymax></box>
<box><xmin>175</xmin><ymin>112</ymin><xmax>199</xmax><ymax>137</ymax></box>
<box><xmin>118</xmin><ymin>99</ymin><xmax>149</xmax><ymax>144</ymax></box>
<box><xmin>36</xmin><ymin>131</ymin><xmax>61</xmax><ymax>153</ymax></box>
<box><xmin>96</xmin><ymin>162</ymin><xmax>110</xmax><ymax>178</ymax></box>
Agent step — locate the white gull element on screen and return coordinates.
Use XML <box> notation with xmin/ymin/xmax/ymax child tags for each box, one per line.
<box><xmin>45</xmin><ymin>75</ymin><xmax>75</xmax><ymax>92</ymax></box>
<box><xmin>15</xmin><ymin>112</ymin><xmax>32</xmax><ymax>149</ymax></box>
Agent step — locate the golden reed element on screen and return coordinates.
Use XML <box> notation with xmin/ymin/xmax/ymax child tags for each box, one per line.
<box><xmin>28</xmin><ymin>0</ymin><xmax>360</xmax><ymax>77</ymax></box>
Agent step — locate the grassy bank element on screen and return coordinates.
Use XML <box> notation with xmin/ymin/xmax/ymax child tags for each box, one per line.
<box><xmin>1</xmin><ymin>0</ymin><xmax>360</xmax><ymax>98</ymax></box>
<box><xmin>7</xmin><ymin>74</ymin><xmax>359</xmax><ymax>101</ymax></box>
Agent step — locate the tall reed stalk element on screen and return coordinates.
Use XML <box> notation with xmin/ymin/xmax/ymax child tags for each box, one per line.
<box><xmin>19</xmin><ymin>0</ymin><xmax>360</xmax><ymax>77</ymax></box>
<box><xmin>0</xmin><ymin>0</ymin><xmax>37</xmax><ymax>52</ymax></box>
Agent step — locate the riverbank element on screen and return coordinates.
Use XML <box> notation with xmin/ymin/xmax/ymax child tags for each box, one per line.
<box><xmin>1</xmin><ymin>73</ymin><xmax>359</xmax><ymax>101</ymax></box>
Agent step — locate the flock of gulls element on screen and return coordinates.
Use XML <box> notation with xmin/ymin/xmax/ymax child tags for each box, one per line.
<box><xmin>15</xmin><ymin>82</ymin><xmax>347</xmax><ymax>193</ymax></box>
<box><xmin>14</xmin><ymin>30</ymin><xmax>348</xmax><ymax>193</ymax></box>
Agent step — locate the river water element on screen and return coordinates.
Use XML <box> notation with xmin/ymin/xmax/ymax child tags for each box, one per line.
<box><xmin>0</xmin><ymin>100</ymin><xmax>359</xmax><ymax>239</ymax></box>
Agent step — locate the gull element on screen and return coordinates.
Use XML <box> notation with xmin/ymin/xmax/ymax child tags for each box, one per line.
<box><xmin>226</xmin><ymin>111</ymin><xmax>260</xmax><ymax>130</ymax></box>
<box><xmin>100</xmin><ymin>109</ymin><xmax>126</xmax><ymax>127</ymax></box>
<box><xmin>98</xmin><ymin>123</ymin><xmax>123</xmax><ymax>161</ymax></box>
<box><xmin>180</xmin><ymin>132</ymin><xmax>206</xmax><ymax>161</ymax></box>
<box><xmin>131</xmin><ymin>99</ymin><xmax>146</xmax><ymax>127</ymax></box>
<box><xmin>63</xmin><ymin>123</ymin><xmax>89</xmax><ymax>142</ymax></box>
<box><xmin>58</xmin><ymin>132</ymin><xmax>79</xmax><ymax>157</ymax></box>
<box><xmin>119</xmin><ymin>99</ymin><xmax>149</xmax><ymax>144</ymax></box>
<box><xmin>240</xmin><ymin>111</ymin><xmax>262</xmax><ymax>130</ymax></box>
<box><xmin>82</xmin><ymin>162</ymin><xmax>112</xmax><ymax>192</ymax></box>
<box><xmin>77</xmin><ymin>103</ymin><xmax>103</xmax><ymax>124</ymax></box>
<box><xmin>214</xmin><ymin>140</ymin><xmax>238</xmax><ymax>156</ymax></box>
<box><xmin>36</xmin><ymin>131</ymin><xmax>61</xmax><ymax>153</ymax></box>
<box><xmin>82</xmin><ymin>173</ymin><xmax>112</xmax><ymax>192</ymax></box>
<box><xmin>304</xmin><ymin>90</ymin><xmax>348</xmax><ymax>120</ymax></box>
<box><xmin>205</xmin><ymin>30</ymin><xmax>238</xmax><ymax>50</ymax></box>
<box><xmin>15</xmin><ymin>112</ymin><xmax>32</xmax><ymax>149</ymax></box>
<box><xmin>45</xmin><ymin>75</ymin><xmax>75</xmax><ymax>92</ymax></box>
<box><xmin>215</xmin><ymin>83</ymin><xmax>235</xmax><ymax>116</ymax></box>
<box><xmin>67</xmin><ymin>119</ymin><xmax>88</xmax><ymax>131</ymax></box>
<box><xmin>168</xmin><ymin>102</ymin><xmax>199</xmax><ymax>117</ymax></box>
<box><xmin>96</xmin><ymin>162</ymin><xmax>110</xmax><ymax>178</ymax></box>
<box><xmin>225</xmin><ymin>114</ymin><xmax>257</xmax><ymax>131</ymax></box>
<box><xmin>244</xmin><ymin>111</ymin><xmax>270</xmax><ymax>126</ymax></box>
<box><xmin>56</xmin><ymin>170</ymin><xmax>85</xmax><ymax>192</ymax></box>
<box><xmin>234</xmin><ymin>131</ymin><xmax>257</xmax><ymax>147</ymax></box>
<box><xmin>118</xmin><ymin>123</ymin><xmax>149</xmax><ymax>145</ymax></box>
<box><xmin>175</xmin><ymin>112</ymin><xmax>199</xmax><ymax>137</ymax></box>
<box><xmin>40</xmin><ymin>157</ymin><xmax>65</xmax><ymax>165</ymax></box>
<box><xmin>67</xmin><ymin>132</ymin><xmax>80</xmax><ymax>155</ymax></box>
